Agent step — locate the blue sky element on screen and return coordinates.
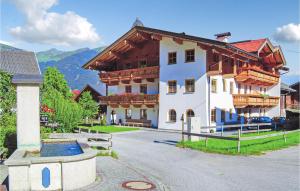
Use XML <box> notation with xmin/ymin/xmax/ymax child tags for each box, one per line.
<box><xmin>1</xmin><ymin>0</ymin><xmax>299</xmax><ymax>84</ymax></box>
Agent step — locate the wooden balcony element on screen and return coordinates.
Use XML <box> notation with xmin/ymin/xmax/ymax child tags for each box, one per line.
<box><xmin>99</xmin><ymin>66</ymin><xmax>159</xmax><ymax>85</ymax></box>
<box><xmin>233</xmin><ymin>94</ymin><xmax>280</xmax><ymax>108</ymax></box>
<box><xmin>235</xmin><ymin>67</ymin><xmax>279</xmax><ymax>86</ymax></box>
<box><xmin>99</xmin><ymin>94</ymin><xmax>159</xmax><ymax>108</ymax></box>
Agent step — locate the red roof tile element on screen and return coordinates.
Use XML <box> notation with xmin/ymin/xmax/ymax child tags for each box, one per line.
<box><xmin>72</xmin><ymin>89</ymin><xmax>81</xmax><ymax>96</ymax></box>
<box><xmin>231</xmin><ymin>39</ymin><xmax>266</xmax><ymax>53</ymax></box>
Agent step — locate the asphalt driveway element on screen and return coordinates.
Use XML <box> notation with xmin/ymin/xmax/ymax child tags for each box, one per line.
<box><xmin>112</xmin><ymin>130</ymin><xmax>300</xmax><ymax>191</ymax></box>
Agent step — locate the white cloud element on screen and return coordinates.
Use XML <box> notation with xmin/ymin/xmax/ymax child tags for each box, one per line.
<box><xmin>9</xmin><ymin>0</ymin><xmax>100</xmax><ymax>46</ymax></box>
<box><xmin>273</xmin><ymin>23</ymin><xmax>300</xmax><ymax>43</ymax></box>
<box><xmin>0</xmin><ymin>40</ymin><xmax>15</xmax><ymax>46</ymax></box>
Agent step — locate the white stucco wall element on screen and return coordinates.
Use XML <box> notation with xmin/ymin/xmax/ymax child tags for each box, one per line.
<box><xmin>106</xmin><ymin>105</ymin><xmax>159</xmax><ymax>127</ymax></box>
<box><xmin>16</xmin><ymin>84</ymin><xmax>41</xmax><ymax>151</ymax></box>
<box><xmin>209</xmin><ymin>76</ymin><xmax>238</xmax><ymax>125</ymax></box>
<box><xmin>158</xmin><ymin>37</ymin><xmax>209</xmax><ymax>130</ymax></box>
<box><xmin>266</xmin><ymin>79</ymin><xmax>281</xmax><ymax>117</ymax></box>
<box><xmin>209</xmin><ymin>76</ymin><xmax>281</xmax><ymax>125</ymax></box>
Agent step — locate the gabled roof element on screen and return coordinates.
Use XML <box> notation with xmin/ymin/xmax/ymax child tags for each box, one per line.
<box><xmin>281</xmin><ymin>82</ymin><xmax>296</xmax><ymax>93</ymax></box>
<box><xmin>0</xmin><ymin>50</ymin><xmax>42</xmax><ymax>84</ymax></box>
<box><xmin>231</xmin><ymin>39</ymin><xmax>267</xmax><ymax>53</ymax></box>
<box><xmin>231</xmin><ymin>38</ymin><xmax>286</xmax><ymax>66</ymax></box>
<box><xmin>83</xmin><ymin>26</ymin><xmax>259</xmax><ymax>69</ymax></box>
<box><xmin>74</xmin><ymin>84</ymin><xmax>102</xmax><ymax>102</ymax></box>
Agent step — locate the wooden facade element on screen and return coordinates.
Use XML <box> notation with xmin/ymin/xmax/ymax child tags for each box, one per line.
<box><xmin>99</xmin><ymin>94</ymin><xmax>159</xmax><ymax>108</ymax></box>
<box><xmin>99</xmin><ymin>66</ymin><xmax>159</xmax><ymax>85</ymax></box>
<box><xmin>233</xmin><ymin>94</ymin><xmax>279</xmax><ymax>108</ymax></box>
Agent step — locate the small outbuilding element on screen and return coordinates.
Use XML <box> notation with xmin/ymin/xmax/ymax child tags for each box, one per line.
<box><xmin>74</xmin><ymin>84</ymin><xmax>107</xmax><ymax>114</ymax></box>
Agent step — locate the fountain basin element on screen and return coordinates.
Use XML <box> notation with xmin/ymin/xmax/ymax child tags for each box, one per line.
<box><xmin>5</xmin><ymin>139</ymin><xmax>97</xmax><ymax>191</ymax></box>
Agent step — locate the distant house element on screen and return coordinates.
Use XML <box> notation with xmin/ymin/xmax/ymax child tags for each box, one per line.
<box><xmin>280</xmin><ymin>82</ymin><xmax>299</xmax><ymax>117</ymax></box>
<box><xmin>74</xmin><ymin>84</ymin><xmax>107</xmax><ymax>115</ymax></box>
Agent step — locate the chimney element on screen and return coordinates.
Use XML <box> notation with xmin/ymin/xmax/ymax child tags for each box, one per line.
<box><xmin>214</xmin><ymin>32</ymin><xmax>231</xmax><ymax>42</ymax></box>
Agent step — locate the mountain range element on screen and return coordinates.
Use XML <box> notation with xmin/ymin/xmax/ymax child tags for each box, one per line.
<box><xmin>0</xmin><ymin>43</ymin><xmax>106</xmax><ymax>93</ymax></box>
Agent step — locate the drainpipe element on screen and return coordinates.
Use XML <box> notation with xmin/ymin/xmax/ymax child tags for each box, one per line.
<box><xmin>60</xmin><ymin>161</ymin><xmax>64</xmax><ymax>190</ymax></box>
<box><xmin>208</xmin><ymin>76</ymin><xmax>211</xmax><ymax>127</ymax></box>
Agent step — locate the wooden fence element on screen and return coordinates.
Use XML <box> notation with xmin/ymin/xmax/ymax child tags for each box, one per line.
<box><xmin>182</xmin><ymin>123</ymin><xmax>299</xmax><ymax>152</ymax></box>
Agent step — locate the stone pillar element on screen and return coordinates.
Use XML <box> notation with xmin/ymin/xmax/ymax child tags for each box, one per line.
<box><xmin>187</xmin><ymin>117</ymin><xmax>201</xmax><ymax>141</ymax></box>
<box><xmin>16</xmin><ymin>84</ymin><xmax>41</xmax><ymax>151</ymax></box>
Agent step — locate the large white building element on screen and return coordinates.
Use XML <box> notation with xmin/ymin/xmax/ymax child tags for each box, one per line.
<box><xmin>83</xmin><ymin>21</ymin><xmax>285</xmax><ymax>130</ymax></box>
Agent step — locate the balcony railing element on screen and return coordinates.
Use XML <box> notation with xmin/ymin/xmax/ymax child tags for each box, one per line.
<box><xmin>99</xmin><ymin>94</ymin><xmax>159</xmax><ymax>107</ymax></box>
<box><xmin>99</xmin><ymin>66</ymin><xmax>159</xmax><ymax>84</ymax></box>
<box><xmin>235</xmin><ymin>67</ymin><xmax>279</xmax><ymax>86</ymax></box>
<box><xmin>233</xmin><ymin>94</ymin><xmax>279</xmax><ymax>108</ymax></box>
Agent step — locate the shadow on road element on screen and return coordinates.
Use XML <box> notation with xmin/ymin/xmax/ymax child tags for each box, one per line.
<box><xmin>153</xmin><ymin>140</ymin><xmax>178</xmax><ymax>146</ymax></box>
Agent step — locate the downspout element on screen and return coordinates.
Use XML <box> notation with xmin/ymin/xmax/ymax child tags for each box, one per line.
<box><xmin>60</xmin><ymin>161</ymin><xmax>64</xmax><ymax>190</ymax></box>
<box><xmin>208</xmin><ymin>76</ymin><xmax>211</xmax><ymax>127</ymax></box>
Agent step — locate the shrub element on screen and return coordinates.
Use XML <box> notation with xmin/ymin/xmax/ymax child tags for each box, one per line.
<box><xmin>100</xmin><ymin>115</ymin><xmax>107</xmax><ymax>126</ymax></box>
<box><xmin>44</xmin><ymin>91</ymin><xmax>83</xmax><ymax>132</ymax></box>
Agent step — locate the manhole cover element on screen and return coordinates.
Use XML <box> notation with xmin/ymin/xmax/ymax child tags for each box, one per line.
<box><xmin>122</xmin><ymin>180</ymin><xmax>156</xmax><ymax>190</ymax></box>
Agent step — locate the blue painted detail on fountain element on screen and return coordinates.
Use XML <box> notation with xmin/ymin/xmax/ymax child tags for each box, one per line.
<box><xmin>42</xmin><ymin>167</ymin><xmax>50</xmax><ymax>188</ymax></box>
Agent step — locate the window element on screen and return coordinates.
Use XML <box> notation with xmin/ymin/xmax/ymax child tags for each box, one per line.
<box><xmin>230</xmin><ymin>82</ymin><xmax>234</xmax><ymax>94</ymax></box>
<box><xmin>259</xmin><ymin>108</ymin><xmax>262</xmax><ymax>116</ymax></box>
<box><xmin>168</xmin><ymin>109</ymin><xmax>176</xmax><ymax>122</ymax></box>
<box><xmin>264</xmin><ymin>88</ymin><xmax>267</xmax><ymax>94</ymax></box>
<box><xmin>238</xmin><ymin>83</ymin><xmax>241</xmax><ymax>94</ymax></box>
<box><xmin>229</xmin><ymin>109</ymin><xmax>233</xmax><ymax>120</ymax></box>
<box><xmin>223</xmin><ymin>79</ymin><xmax>227</xmax><ymax>92</ymax></box>
<box><xmin>185</xmin><ymin>49</ymin><xmax>195</xmax><ymax>62</ymax></box>
<box><xmin>140</xmin><ymin>109</ymin><xmax>147</xmax><ymax>120</ymax></box>
<box><xmin>168</xmin><ymin>52</ymin><xmax>177</xmax><ymax>64</ymax></box>
<box><xmin>125</xmin><ymin>85</ymin><xmax>132</xmax><ymax>93</ymax></box>
<box><xmin>221</xmin><ymin>109</ymin><xmax>226</xmax><ymax>122</ymax></box>
<box><xmin>140</xmin><ymin>84</ymin><xmax>147</xmax><ymax>94</ymax></box>
<box><xmin>186</xmin><ymin>109</ymin><xmax>195</xmax><ymax>118</ymax></box>
<box><xmin>125</xmin><ymin>109</ymin><xmax>132</xmax><ymax>119</ymax></box>
<box><xmin>249</xmin><ymin>86</ymin><xmax>252</xmax><ymax>94</ymax></box>
<box><xmin>185</xmin><ymin>79</ymin><xmax>195</xmax><ymax>93</ymax></box>
<box><xmin>213</xmin><ymin>53</ymin><xmax>219</xmax><ymax>63</ymax></box>
<box><xmin>138</xmin><ymin>60</ymin><xmax>147</xmax><ymax>68</ymax></box>
<box><xmin>260</xmin><ymin>87</ymin><xmax>263</xmax><ymax>93</ymax></box>
<box><xmin>244</xmin><ymin>85</ymin><xmax>248</xmax><ymax>94</ymax></box>
<box><xmin>211</xmin><ymin>79</ymin><xmax>217</xmax><ymax>93</ymax></box>
<box><xmin>237</xmin><ymin>108</ymin><xmax>242</xmax><ymax>121</ymax></box>
<box><xmin>211</xmin><ymin>109</ymin><xmax>216</xmax><ymax>122</ymax></box>
<box><xmin>263</xmin><ymin>109</ymin><xmax>266</xmax><ymax>116</ymax></box>
<box><xmin>249</xmin><ymin>108</ymin><xmax>252</xmax><ymax>117</ymax></box>
<box><xmin>125</xmin><ymin>63</ymin><xmax>132</xmax><ymax>69</ymax></box>
<box><xmin>168</xmin><ymin>80</ymin><xmax>177</xmax><ymax>93</ymax></box>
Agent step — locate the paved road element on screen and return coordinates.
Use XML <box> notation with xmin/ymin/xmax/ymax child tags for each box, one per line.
<box><xmin>112</xmin><ymin>130</ymin><xmax>300</xmax><ymax>191</ymax></box>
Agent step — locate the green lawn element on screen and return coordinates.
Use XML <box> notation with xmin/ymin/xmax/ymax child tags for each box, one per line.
<box><xmin>78</xmin><ymin>125</ymin><xmax>140</xmax><ymax>133</ymax></box>
<box><xmin>177</xmin><ymin>130</ymin><xmax>300</xmax><ymax>155</ymax></box>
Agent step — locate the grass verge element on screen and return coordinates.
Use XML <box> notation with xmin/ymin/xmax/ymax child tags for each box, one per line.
<box><xmin>177</xmin><ymin>130</ymin><xmax>300</xmax><ymax>155</ymax></box>
<box><xmin>78</xmin><ymin>125</ymin><xmax>140</xmax><ymax>133</ymax></box>
<box><xmin>96</xmin><ymin>150</ymin><xmax>119</xmax><ymax>159</ymax></box>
